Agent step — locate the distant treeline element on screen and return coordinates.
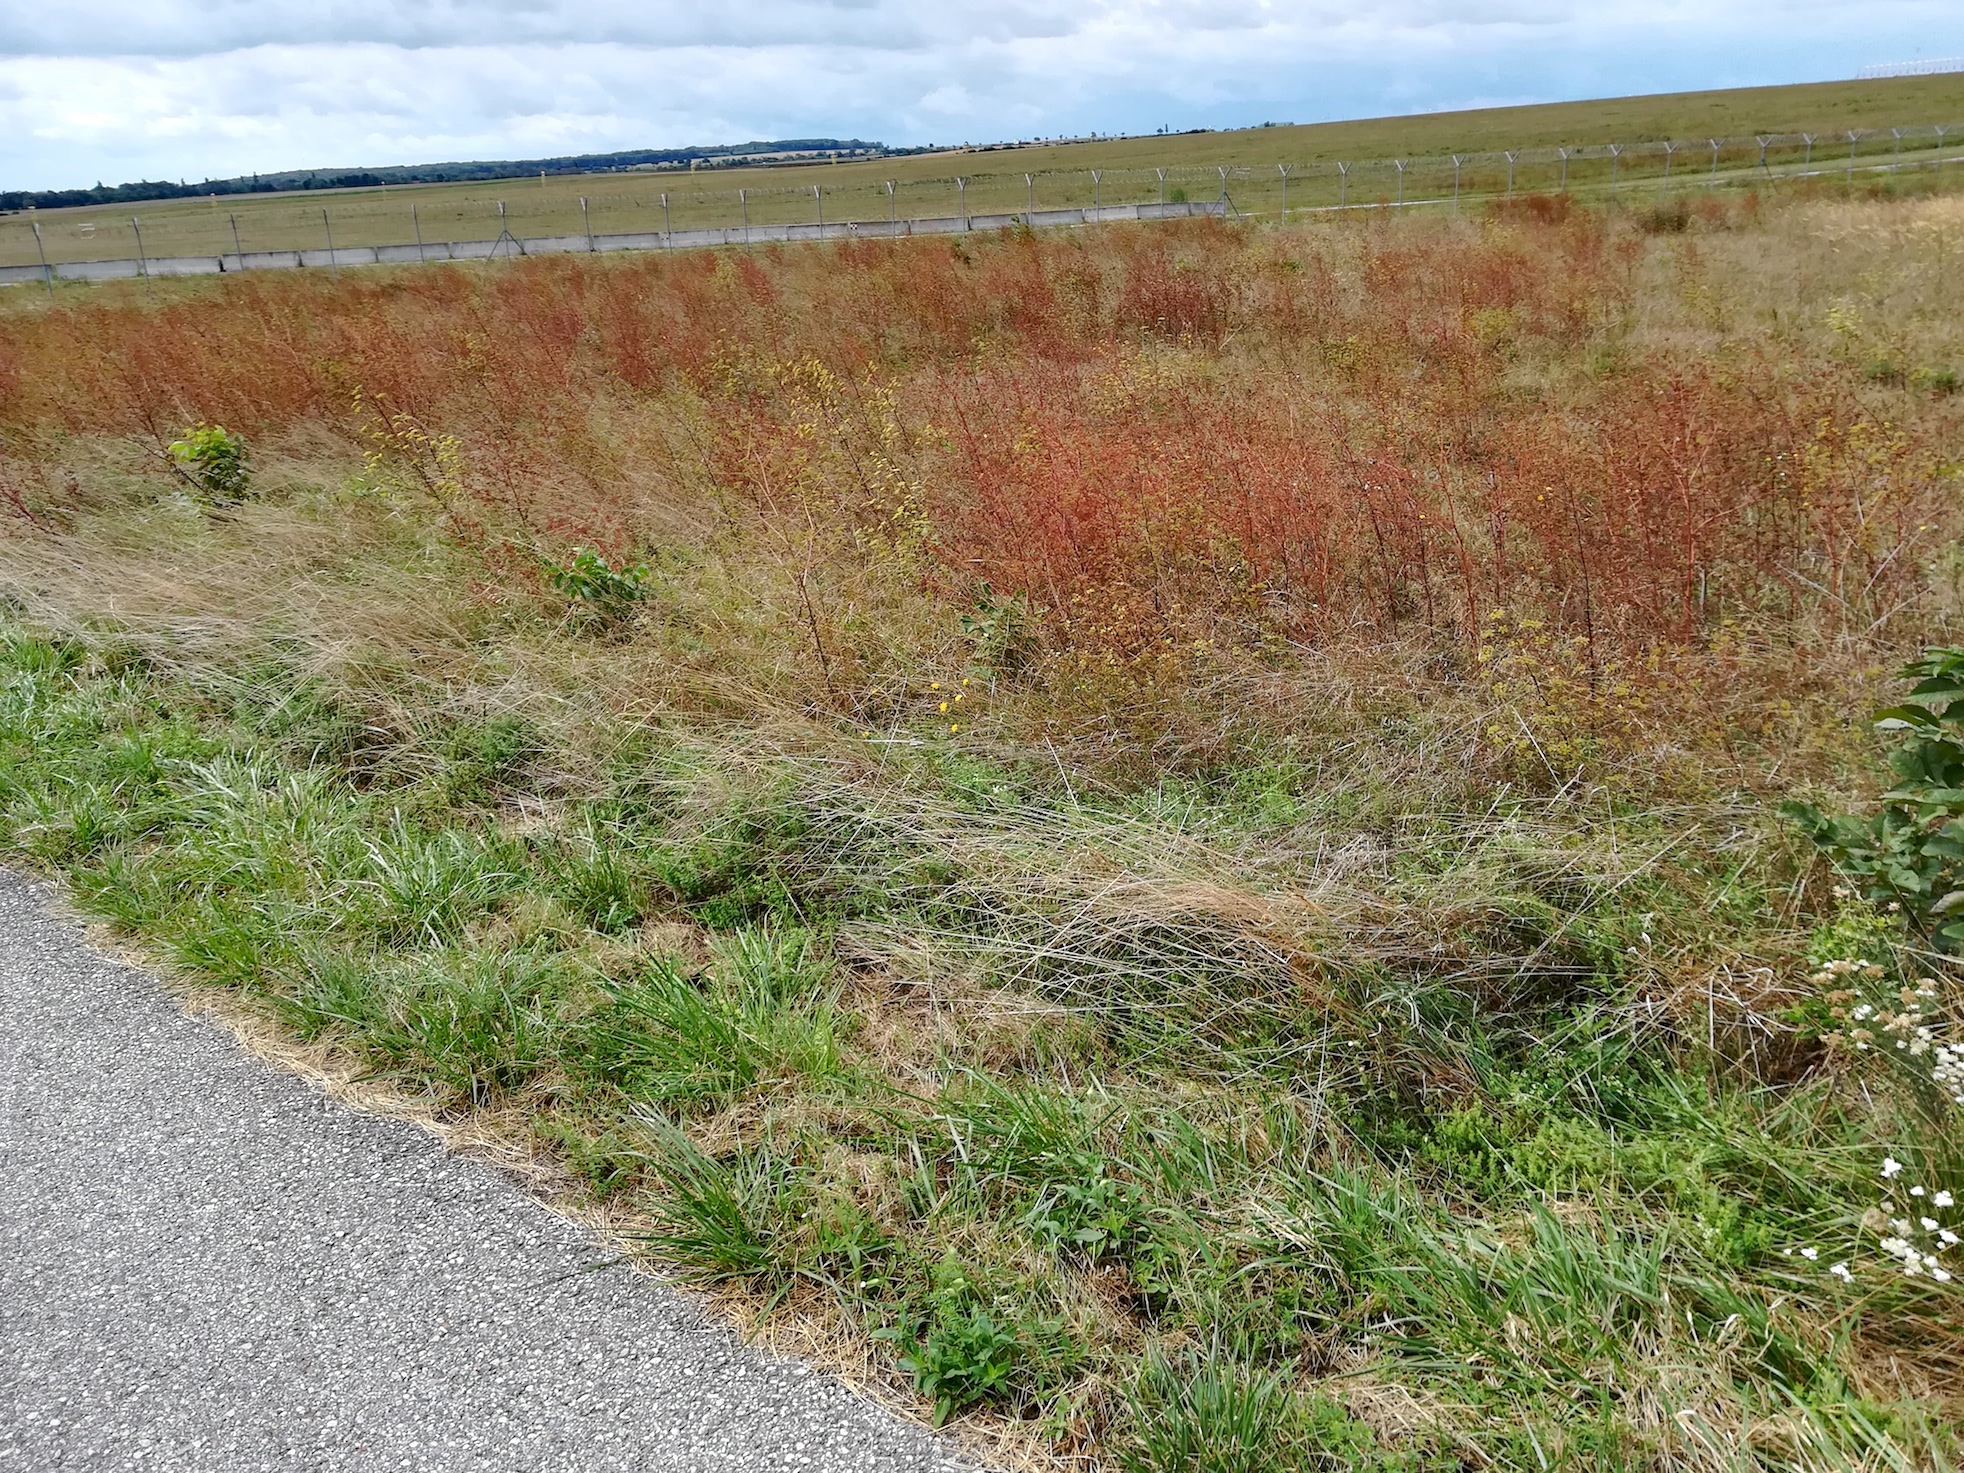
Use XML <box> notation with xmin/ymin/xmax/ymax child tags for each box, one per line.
<box><xmin>0</xmin><ymin>139</ymin><xmax>896</xmax><ymax>212</ymax></box>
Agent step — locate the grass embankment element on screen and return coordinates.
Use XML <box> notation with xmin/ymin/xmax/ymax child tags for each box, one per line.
<box><xmin>1</xmin><ymin>191</ymin><xmax>1962</xmax><ymax>1468</ymax></box>
<box><xmin>6</xmin><ymin>71</ymin><xmax>1964</xmax><ymax>265</ymax></box>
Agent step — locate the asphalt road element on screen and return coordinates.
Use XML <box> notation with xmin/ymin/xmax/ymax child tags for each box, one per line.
<box><xmin>0</xmin><ymin>873</ymin><xmax>979</xmax><ymax>1473</ymax></box>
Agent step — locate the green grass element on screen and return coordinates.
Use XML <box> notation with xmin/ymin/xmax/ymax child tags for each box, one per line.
<box><xmin>0</xmin><ymin>619</ymin><xmax>1955</xmax><ymax>1467</ymax></box>
<box><xmin>8</xmin><ymin>72</ymin><xmax>1964</xmax><ymax>266</ymax></box>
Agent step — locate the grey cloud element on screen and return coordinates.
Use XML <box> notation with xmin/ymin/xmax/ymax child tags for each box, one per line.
<box><xmin>0</xmin><ymin>0</ymin><xmax>1611</xmax><ymax>58</ymax></box>
<box><xmin>1</xmin><ymin>0</ymin><xmax>1956</xmax><ymax>190</ymax></box>
<box><xmin>4</xmin><ymin>0</ymin><xmax>1002</xmax><ymax>56</ymax></box>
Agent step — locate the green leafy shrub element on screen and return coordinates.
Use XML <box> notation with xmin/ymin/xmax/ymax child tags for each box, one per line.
<box><xmin>549</xmin><ymin>548</ymin><xmax>648</xmax><ymax>622</ymax></box>
<box><xmin>1784</xmin><ymin>647</ymin><xmax>1964</xmax><ymax>949</ymax></box>
<box><xmin>167</xmin><ymin>424</ymin><xmax>252</xmax><ymax>501</ymax></box>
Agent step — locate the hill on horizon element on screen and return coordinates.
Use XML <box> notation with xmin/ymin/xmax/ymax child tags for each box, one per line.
<box><xmin>0</xmin><ymin>138</ymin><xmax>893</xmax><ymax>213</ymax></box>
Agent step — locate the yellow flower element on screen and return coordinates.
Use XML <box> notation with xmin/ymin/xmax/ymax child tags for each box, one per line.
<box><xmin>930</xmin><ymin>682</ymin><xmax>941</xmax><ymax>690</ymax></box>
<box><xmin>939</xmin><ymin>701</ymin><xmax>949</xmax><ymax>713</ymax></box>
<box><xmin>949</xmin><ymin>724</ymin><xmax>960</xmax><ymax>733</ymax></box>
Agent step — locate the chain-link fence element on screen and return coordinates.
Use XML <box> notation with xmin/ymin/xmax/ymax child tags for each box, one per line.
<box><xmin>4</xmin><ymin>122</ymin><xmax>1959</xmax><ymax>285</ymax></box>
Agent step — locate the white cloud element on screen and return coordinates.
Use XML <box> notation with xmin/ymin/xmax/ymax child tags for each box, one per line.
<box><xmin>0</xmin><ymin>0</ymin><xmax>1957</xmax><ymax>188</ymax></box>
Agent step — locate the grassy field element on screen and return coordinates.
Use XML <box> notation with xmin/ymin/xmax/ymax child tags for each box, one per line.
<box><xmin>6</xmin><ymin>72</ymin><xmax>1964</xmax><ymax>268</ymax></box>
<box><xmin>2</xmin><ymin>182</ymin><xmax>1964</xmax><ymax>1468</ymax></box>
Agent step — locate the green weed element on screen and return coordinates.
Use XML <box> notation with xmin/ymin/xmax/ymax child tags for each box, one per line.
<box><xmin>166</xmin><ymin>424</ymin><xmax>252</xmax><ymax>502</ymax></box>
<box><xmin>549</xmin><ymin>548</ymin><xmax>648</xmax><ymax>626</ymax></box>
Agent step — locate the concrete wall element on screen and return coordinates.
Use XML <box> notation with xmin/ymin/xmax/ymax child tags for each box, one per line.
<box><xmin>3</xmin><ymin>200</ymin><xmax>1228</xmax><ymax>288</ymax></box>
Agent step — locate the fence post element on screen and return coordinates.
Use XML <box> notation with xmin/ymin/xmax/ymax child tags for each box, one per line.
<box><xmin>1026</xmin><ymin>172</ymin><xmax>1036</xmax><ymax>215</ymax></box>
<box><xmin>131</xmin><ymin>216</ymin><xmax>150</xmax><ymax>294</ymax></box>
<box><xmin>95</xmin><ymin>118</ymin><xmax>1964</xmax><ymax>284</ymax></box>
<box><xmin>31</xmin><ymin>221</ymin><xmax>52</xmax><ymax>298</ymax></box>
<box><xmin>661</xmin><ymin>193</ymin><xmax>671</xmax><ymax>245</ymax></box>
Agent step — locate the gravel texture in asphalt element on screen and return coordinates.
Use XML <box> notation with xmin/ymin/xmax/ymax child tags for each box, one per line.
<box><xmin>0</xmin><ymin>873</ymin><xmax>981</xmax><ymax>1472</ymax></box>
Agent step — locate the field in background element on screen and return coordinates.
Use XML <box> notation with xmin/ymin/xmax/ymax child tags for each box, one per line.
<box><xmin>2</xmin><ymin>185</ymin><xmax>1964</xmax><ymax>1468</ymax></box>
<box><xmin>6</xmin><ymin>72</ymin><xmax>1964</xmax><ymax>267</ymax></box>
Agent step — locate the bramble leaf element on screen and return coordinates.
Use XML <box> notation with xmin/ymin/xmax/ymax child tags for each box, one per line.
<box><xmin>1788</xmin><ymin>646</ymin><xmax>1964</xmax><ymax>949</ymax></box>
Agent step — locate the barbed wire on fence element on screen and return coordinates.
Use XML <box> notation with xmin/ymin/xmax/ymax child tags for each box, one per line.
<box><xmin>1858</xmin><ymin>58</ymin><xmax>1964</xmax><ymax>79</ymax></box>
<box><xmin>5</xmin><ymin>118</ymin><xmax>1963</xmax><ymax>288</ymax></box>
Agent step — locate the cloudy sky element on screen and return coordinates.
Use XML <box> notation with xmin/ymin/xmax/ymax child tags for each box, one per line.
<box><xmin>1</xmin><ymin>0</ymin><xmax>1957</xmax><ymax>189</ymax></box>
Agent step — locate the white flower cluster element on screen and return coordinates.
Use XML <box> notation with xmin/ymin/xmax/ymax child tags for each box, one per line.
<box><xmin>1813</xmin><ymin>959</ymin><xmax>1957</xmax><ymax>1103</ymax></box>
<box><xmin>1789</xmin><ymin>1157</ymin><xmax>1961</xmax><ymax>1284</ymax></box>
<box><xmin>1935</xmin><ymin>1043</ymin><xmax>1964</xmax><ymax>1108</ymax></box>
<box><xmin>1789</xmin><ymin>963</ymin><xmax>1964</xmax><ymax>1281</ymax></box>
<box><xmin>1876</xmin><ymin>1159</ymin><xmax>1960</xmax><ymax>1281</ymax></box>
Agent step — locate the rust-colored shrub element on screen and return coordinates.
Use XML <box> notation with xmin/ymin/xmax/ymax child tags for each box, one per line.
<box><xmin>0</xmin><ymin>208</ymin><xmax>1952</xmax><ymax>724</ymax></box>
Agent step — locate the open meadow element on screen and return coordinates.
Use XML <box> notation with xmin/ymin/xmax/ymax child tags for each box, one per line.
<box><xmin>1</xmin><ymin>177</ymin><xmax>1963</xmax><ymax>1468</ymax></box>
<box><xmin>6</xmin><ymin>71</ymin><xmax>1964</xmax><ymax>268</ymax></box>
